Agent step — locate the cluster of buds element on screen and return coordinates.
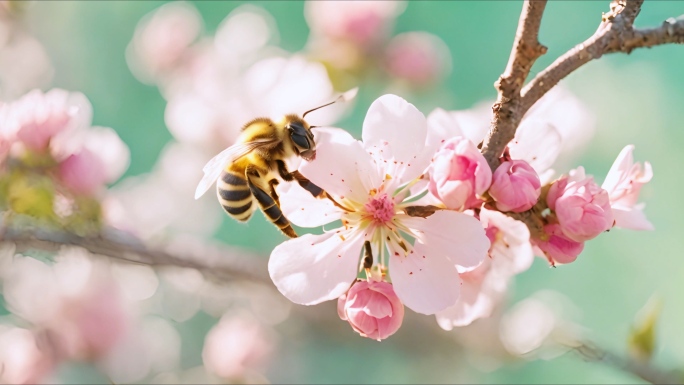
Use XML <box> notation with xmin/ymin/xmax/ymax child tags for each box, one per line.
<box><xmin>266</xmin><ymin>93</ymin><xmax>652</xmax><ymax>341</ymax></box>
<box><xmin>0</xmin><ymin>89</ymin><xmax>129</xmax><ymax>233</ymax></box>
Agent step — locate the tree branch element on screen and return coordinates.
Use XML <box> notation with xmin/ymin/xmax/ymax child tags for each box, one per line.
<box><xmin>572</xmin><ymin>341</ymin><xmax>684</xmax><ymax>385</ymax></box>
<box><xmin>0</xmin><ymin>225</ymin><xmax>271</xmax><ymax>284</ymax></box>
<box><xmin>482</xmin><ymin>0</ymin><xmax>684</xmax><ymax>172</ymax></box>
<box><xmin>480</xmin><ymin>0</ymin><xmax>548</xmax><ymax>171</ymax></box>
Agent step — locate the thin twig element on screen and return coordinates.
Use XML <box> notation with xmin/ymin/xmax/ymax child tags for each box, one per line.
<box><xmin>0</xmin><ymin>225</ymin><xmax>271</xmax><ymax>284</ymax></box>
<box><xmin>572</xmin><ymin>341</ymin><xmax>684</xmax><ymax>384</ymax></box>
<box><xmin>482</xmin><ymin>0</ymin><xmax>684</xmax><ymax>171</ymax></box>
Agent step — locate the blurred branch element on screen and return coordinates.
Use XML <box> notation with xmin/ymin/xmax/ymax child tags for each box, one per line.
<box><xmin>0</xmin><ymin>225</ymin><xmax>271</xmax><ymax>284</ymax></box>
<box><xmin>572</xmin><ymin>341</ymin><xmax>683</xmax><ymax>384</ymax></box>
<box><xmin>480</xmin><ymin>0</ymin><xmax>548</xmax><ymax>171</ymax></box>
<box><xmin>482</xmin><ymin>0</ymin><xmax>684</xmax><ymax>171</ymax></box>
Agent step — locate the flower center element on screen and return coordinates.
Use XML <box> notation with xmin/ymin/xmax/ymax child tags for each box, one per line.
<box><xmin>364</xmin><ymin>193</ymin><xmax>395</xmax><ymax>224</ymax></box>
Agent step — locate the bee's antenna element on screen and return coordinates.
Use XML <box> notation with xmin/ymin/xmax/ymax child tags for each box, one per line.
<box><xmin>302</xmin><ymin>87</ymin><xmax>358</xmax><ymax>118</ymax></box>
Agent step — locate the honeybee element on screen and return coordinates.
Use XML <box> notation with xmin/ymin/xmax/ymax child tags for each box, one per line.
<box><xmin>195</xmin><ymin>89</ymin><xmax>356</xmax><ymax>238</ymax></box>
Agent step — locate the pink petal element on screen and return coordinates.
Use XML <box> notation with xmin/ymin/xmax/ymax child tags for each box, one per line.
<box><xmin>362</xmin><ymin>94</ymin><xmax>427</xmax><ymax>165</ymax></box>
<box><xmin>479</xmin><ymin>209</ymin><xmax>534</xmax><ymax>275</ymax></box>
<box><xmin>508</xmin><ymin>119</ymin><xmax>561</xmax><ymax>174</ymax></box>
<box><xmin>402</xmin><ymin>210</ymin><xmax>490</xmax><ymax>271</ymax></box>
<box><xmin>268</xmin><ymin>230</ymin><xmax>364</xmax><ymax>306</ymax></box>
<box><xmin>300</xmin><ymin>127</ymin><xmax>381</xmax><ymax>202</ymax></box>
<box><xmin>277</xmin><ymin>182</ymin><xmax>343</xmax><ymax>228</ymax></box>
<box><xmin>389</xmin><ymin>246</ymin><xmax>462</xmax><ymax>315</ymax></box>
<box><xmin>425</xmin><ymin>107</ymin><xmax>488</xmax><ymax>146</ymax></box>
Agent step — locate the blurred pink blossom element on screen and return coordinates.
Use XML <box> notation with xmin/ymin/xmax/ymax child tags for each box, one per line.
<box><xmin>202</xmin><ymin>314</ymin><xmax>274</xmax><ymax>380</ymax></box>
<box><xmin>4</xmin><ymin>89</ymin><xmax>91</xmax><ymax>155</ymax></box>
<box><xmin>272</xmin><ymin>95</ymin><xmax>489</xmax><ymax>315</ymax></box>
<box><xmin>304</xmin><ymin>1</ymin><xmax>405</xmax><ymax>49</ymax></box>
<box><xmin>0</xmin><ymin>326</ymin><xmax>56</xmax><ymax>384</ymax></box>
<box><xmin>547</xmin><ymin>167</ymin><xmax>613</xmax><ymax>242</ymax></box>
<box><xmin>429</xmin><ymin>136</ymin><xmax>492</xmax><ymax>211</ymax></box>
<box><xmin>489</xmin><ymin>160</ymin><xmax>541</xmax><ymax>213</ymax></box>
<box><xmin>602</xmin><ymin>145</ymin><xmax>654</xmax><ymax>230</ymax></box>
<box><xmin>337</xmin><ymin>280</ymin><xmax>404</xmax><ymax>341</ymax></box>
<box><xmin>384</xmin><ymin>32</ymin><xmax>451</xmax><ymax>87</ymax></box>
<box><xmin>58</xmin><ymin>149</ymin><xmax>108</xmax><ymax>195</ymax></box>
<box><xmin>533</xmin><ymin>224</ymin><xmax>585</xmax><ymax>265</ymax></box>
<box><xmin>126</xmin><ymin>1</ymin><xmax>202</xmax><ymax>84</ymax></box>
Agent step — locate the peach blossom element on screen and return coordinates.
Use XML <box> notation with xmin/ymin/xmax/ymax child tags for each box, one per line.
<box><xmin>338</xmin><ymin>280</ymin><xmax>404</xmax><ymax>341</ymax></box>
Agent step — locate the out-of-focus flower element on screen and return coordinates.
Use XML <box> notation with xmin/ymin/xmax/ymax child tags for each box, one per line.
<box><xmin>547</xmin><ymin>167</ymin><xmax>613</xmax><ymax>242</ymax></box>
<box><xmin>0</xmin><ymin>21</ymin><xmax>53</xmax><ymax>101</ymax></box>
<box><xmin>436</xmin><ymin>209</ymin><xmax>533</xmax><ymax>329</ymax></box>
<box><xmin>126</xmin><ymin>1</ymin><xmax>202</xmax><ymax>84</ymax></box>
<box><xmin>533</xmin><ymin>224</ymin><xmax>584</xmax><ymax>266</ymax></box>
<box><xmin>271</xmin><ymin>94</ymin><xmax>489</xmax><ymax>315</ymax></box>
<box><xmin>2</xmin><ymin>249</ymin><xmax>136</xmax><ymax>362</ymax></box>
<box><xmin>0</xmin><ymin>326</ymin><xmax>56</xmax><ymax>384</ymax></box>
<box><xmin>489</xmin><ymin>160</ymin><xmax>541</xmax><ymax>213</ymax></box>
<box><xmin>384</xmin><ymin>32</ymin><xmax>451</xmax><ymax>87</ymax></box>
<box><xmin>337</xmin><ymin>280</ymin><xmax>404</xmax><ymax>341</ymax></box>
<box><xmin>3</xmin><ymin>89</ymin><xmax>91</xmax><ymax>156</ymax></box>
<box><xmin>499</xmin><ymin>291</ymin><xmax>584</xmax><ymax>359</ymax></box>
<box><xmin>58</xmin><ymin>149</ymin><xmax>108</xmax><ymax>196</ymax></box>
<box><xmin>304</xmin><ymin>1</ymin><xmax>405</xmax><ymax>50</ymax></box>
<box><xmin>202</xmin><ymin>314</ymin><xmax>274</xmax><ymax>380</ymax></box>
<box><xmin>429</xmin><ymin>136</ymin><xmax>492</xmax><ymax>211</ymax></box>
<box><xmin>602</xmin><ymin>145</ymin><xmax>653</xmax><ymax>230</ymax></box>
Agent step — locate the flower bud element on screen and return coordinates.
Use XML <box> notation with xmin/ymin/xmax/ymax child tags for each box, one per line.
<box><xmin>428</xmin><ymin>136</ymin><xmax>492</xmax><ymax>211</ymax></box>
<box><xmin>534</xmin><ymin>224</ymin><xmax>584</xmax><ymax>265</ymax></box>
<box><xmin>384</xmin><ymin>32</ymin><xmax>450</xmax><ymax>87</ymax></box>
<box><xmin>489</xmin><ymin>159</ymin><xmax>541</xmax><ymax>212</ymax></box>
<box><xmin>547</xmin><ymin>169</ymin><xmax>613</xmax><ymax>242</ymax></box>
<box><xmin>337</xmin><ymin>280</ymin><xmax>404</xmax><ymax>341</ymax></box>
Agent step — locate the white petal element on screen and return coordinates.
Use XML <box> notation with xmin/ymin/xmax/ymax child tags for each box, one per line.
<box><xmin>300</xmin><ymin>127</ymin><xmax>381</xmax><ymax>202</ymax></box>
<box><xmin>390</xmin><ymin>245</ymin><xmax>461</xmax><ymax>315</ymax></box>
<box><xmin>426</xmin><ymin>107</ymin><xmax>489</xmax><ymax>146</ymax></box>
<box><xmin>480</xmin><ymin>209</ymin><xmax>534</xmax><ymax>275</ymax></box>
<box><xmin>277</xmin><ymin>182</ymin><xmax>343</xmax><ymax>228</ymax></box>
<box><xmin>362</xmin><ymin>94</ymin><xmax>427</xmax><ymax>165</ymax></box>
<box><xmin>268</xmin><ymin>230</ymin><xmax>364</xmax><ymax>306</ymax></box>
<box><xmin>402</xmin><ymin>210</ymin><xmax>489</xmax><ymax>271</ymax></box>
<box><xmin>612</xmin><ymin>205</ymin><xmax>654</xmax><ymax>231</ymax></box>
<box><xmin>601</xmin><ymin>144</ymin><xmax>634</xmax><ymax>192</ymax></box>
<box><xmin>435</xmin><ymin>277</ymin><xmax>495</xmax><ymax>330</ymax></box>
<box><xmin>508</xmin><ymin>118</ymin><xmax>562</xmax><ymax>174</ymax></box>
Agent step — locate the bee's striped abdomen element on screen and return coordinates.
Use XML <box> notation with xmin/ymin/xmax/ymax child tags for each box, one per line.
<box><xmin>248</xmin><ymin>177</ymin><xmax>297</xmax><ymax>238</ymax></box>
<box><xmin>217</xmin><ymin>171</ymin><xmax>254</xmax><ymax>222</ymax></box>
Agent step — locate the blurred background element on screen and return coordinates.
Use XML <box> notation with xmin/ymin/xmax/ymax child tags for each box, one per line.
<box><xmin>1</xmin><ymin>1</ymin><xmax>684</xmax><ymax>383</ymax></box>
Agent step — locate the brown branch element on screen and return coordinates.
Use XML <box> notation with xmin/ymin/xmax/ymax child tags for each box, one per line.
<box><xmin>521</xmin><ymin>0</ymin><xmax>684</xmax><ymax>112</ymax></box>
<box><xmin>482</xmin><ymin>0</ymin><xmax>684</xmax><ymax>173</ymax></box>
<box><xmin>0</xmin><ymin>225</ymin><xmax>271</xmax><ymax>284</ymax></box>
<box><xmin>480</xmin><ymin>0</ymin><xmax>548</xmax><ymax>171</ymax></box>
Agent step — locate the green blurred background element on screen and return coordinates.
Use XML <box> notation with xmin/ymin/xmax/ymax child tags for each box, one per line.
<box><xmin>15</xmin><ymin>1</ymin><xmax>684</xmax><ymax>383</ymax></box>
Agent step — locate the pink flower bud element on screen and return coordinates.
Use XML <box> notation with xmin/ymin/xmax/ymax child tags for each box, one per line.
<box><xmin>489</xmin><ymin>160</ymin><xmax>541</xmax><ymax>212</ymax></box>
<box><xmin>337</xmin><ymin>280</ymin><xmax>404</xmax><ymax>341</ymax></box>
<box><xmin>58</xmin><ymin>149</ymin><xmax>108</xmax><ymax>196</ymax></box>
<box><xmin>546</xmin><ymin>169</ymin><xmax>613</xmax><ymax>242</ymax></box>
<box><xmin>534</xmin><ymin>224</ymin><xmax>584</xmax><ymax>265</ymax></box>
<box><xmin>429</xmin><ymin>136</ymin><xmax>492</xmax><ymax>211</ymax></box>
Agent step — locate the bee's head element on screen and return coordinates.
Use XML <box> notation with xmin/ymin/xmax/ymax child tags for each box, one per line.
<box><xmin>288</xmin><ymin>120</ymin><xmax>316</xmax><ymax>161</ymax></box>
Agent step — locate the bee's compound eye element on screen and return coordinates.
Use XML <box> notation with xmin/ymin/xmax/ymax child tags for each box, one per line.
<box><xmin>289</xmin><ymin>122</ymin><xmax>312</xmax><ymax>150</ymax></box>
<box><xmin>291</xmin><ymin>132</ymin><xmax>311</xmax><ymax>150</ymax></box>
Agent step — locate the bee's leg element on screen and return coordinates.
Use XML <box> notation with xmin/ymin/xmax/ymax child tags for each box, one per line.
<box><xmin>268</xmin><ymin>178</ymin><xmax>280</xmax><ymax>206</ymax></box>
<box><xmin>246</xmin><ymin>166</ymin><xmax>297</xmax><ymax>238</ymax></box>
<box><xmin>275</xmin><ymin>160</ymin><xmax>325</xmax><ymax>198</ymax></box>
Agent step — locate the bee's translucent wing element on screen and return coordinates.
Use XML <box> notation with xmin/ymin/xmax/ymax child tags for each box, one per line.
<box><xmin>194</xmin><ymin>139</ymin><xmax>275</xmax><ymax>199</ymax></box>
